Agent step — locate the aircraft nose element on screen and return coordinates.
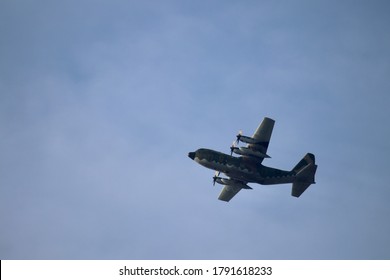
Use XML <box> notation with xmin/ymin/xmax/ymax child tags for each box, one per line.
<box><xmin>188</xmin><ymin>152</ymin><xmax>196</xmax><ymax>160</ymax></box>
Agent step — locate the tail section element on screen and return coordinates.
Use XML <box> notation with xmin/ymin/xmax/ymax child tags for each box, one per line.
<box><xmin>291</xmin><ymin>153</ymin><xmax>317</xmax><ymax>197</ymax></box>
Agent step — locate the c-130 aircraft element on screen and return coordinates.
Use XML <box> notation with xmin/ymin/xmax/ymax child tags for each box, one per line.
<box><xmin>188</xmin><ymin>117</ymin><xmax>317</xmax><ymax>202</ymax></box>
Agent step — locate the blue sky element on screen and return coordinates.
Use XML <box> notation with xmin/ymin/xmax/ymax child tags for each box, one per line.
<box><xmin>1</xmin><ymin>0</ymin><xmax>390</xmax><ymax>259</ymax></box>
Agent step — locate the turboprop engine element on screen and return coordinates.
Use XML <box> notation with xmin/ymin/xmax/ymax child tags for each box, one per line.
<box><xmin>236</xmin><ymin>134</ymin><xmax>259</xmax><ymax>144</ymax></box>
<box><xmin>230</xmin><ymin>146</ymin><xmax>270</xmax><ymax>159</ymax></box>
<box><xmin>214</xmin><ymin>177</ymin><xmax>252</xmax><ymax>189</ymax></box>
<box><xmin>235</xmin><ymin>130</ymin><xmax>264</xmax><ymax>145</ymax></box>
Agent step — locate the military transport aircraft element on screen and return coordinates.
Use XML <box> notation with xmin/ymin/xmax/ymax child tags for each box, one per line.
<box><xmin>188</xmin><ymin>117</ymin><xmax>317</xmax><ymax>202</ymax></box>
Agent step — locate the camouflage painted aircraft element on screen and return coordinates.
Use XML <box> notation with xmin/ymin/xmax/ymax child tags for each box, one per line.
<box><xmin>188</xmin><ymin>117</ymin><xmax>317</xmax><ymax>202</ymax></box>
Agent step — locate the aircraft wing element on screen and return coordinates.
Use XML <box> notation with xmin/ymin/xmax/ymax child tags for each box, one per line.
<box><xmin>217</xmin><ymin>178</ymin><xmax>252</xmax><ymax>202</ymax></box>
<box><xmin>218</xmin><ymin>185</ymin><xmax>242</xmax><ymax>202</ymax></box>
<box><xmin>247</xmin><ymin>117</ymin><xmax>275</xmax><ymax>160</ymax></box>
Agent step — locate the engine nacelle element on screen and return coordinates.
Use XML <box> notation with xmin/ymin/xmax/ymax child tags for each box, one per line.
<box><xmin>231</xmin><ymin>146</ymin><xmax>270</xmax><ymax>159</ymax></box>
<box><xmin>215</xmin><ymin>177</ymin><xmax>252</xmax><ymax>189</ymax></box>
<box><xmin>237</xmin><ymin>135</ymin><xmax>260</xmax><ymax>144</ymax></box>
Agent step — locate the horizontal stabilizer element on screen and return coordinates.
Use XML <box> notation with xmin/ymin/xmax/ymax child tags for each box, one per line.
<box><xmin>291</xmin><ymin>153</ymin><xmax>317</xmax><ymax>197</ymax></box>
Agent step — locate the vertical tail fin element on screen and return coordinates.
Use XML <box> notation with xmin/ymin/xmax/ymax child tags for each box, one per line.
<box><xmin>292</xmin><ymin>153</ymin><xmax>316</xmax><ymax>173</ymax></box>
<box><xmin>291</xmin><ymin>153</ymin><xmax>317</xmax><ymax>197</ymax></box>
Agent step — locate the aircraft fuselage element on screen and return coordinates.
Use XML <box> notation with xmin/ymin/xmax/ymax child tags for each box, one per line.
<box><xmin>188</xmin><ymin>148</ymin><xmax>295</xmax><ymax>185</ymax></box>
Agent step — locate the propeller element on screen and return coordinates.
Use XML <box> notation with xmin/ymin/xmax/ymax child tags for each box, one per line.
<box><xmin>235</xmin><ymin>130</ymin><xmax>243</xmax><ymax>145</ymax></box>
<box><xmin>230</xmin><ymin>141</ymin><xmax>237</xmax><ymax>156</ymax></box>
<box><xmin>213</xmin><ymin>171</ymin><xmax>220</xmax><ymax>186</ymax></box>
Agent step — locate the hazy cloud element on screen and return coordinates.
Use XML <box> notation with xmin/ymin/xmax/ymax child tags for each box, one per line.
<box><xmin>1</xmin><ymin>0</ymin><xmax>390</xmax><ymax>259</ymax></box>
